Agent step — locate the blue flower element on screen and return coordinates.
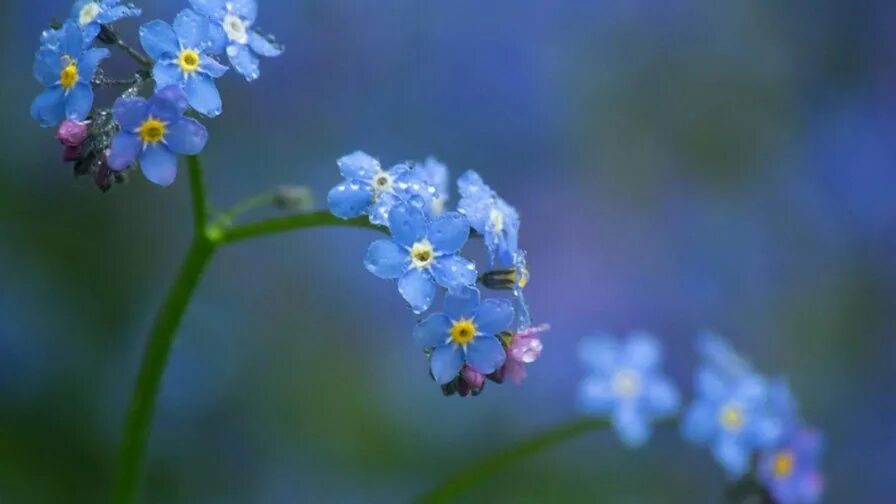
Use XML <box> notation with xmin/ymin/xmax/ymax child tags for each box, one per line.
<box><xmin>189</xmin><ymin>0</ymin><xmax>283</xmax><ymax>81</ymax></box>
<box><xmin>139</xmin><ymin>9</ymin><xmax>229</xmax><ymax>117</ymax></box>
<box><xmin>365</xmin><ymin>203</ymin><xmax>477</xmax><ymax>313</ymax></box>
<box><xmin>578</xmin><ymin>332</ymin><xmax>681</xmax><ymax>447</ymax></box>
<box><xmin>70</xmin><ymin>0</ymin><xmax>142</xmax><ymax>42</ymax></box>
<box><xmin>31</xmin><ymin>22</ymin><xmax>109</xmax><ymax>127</ymax></box>
<box><xmin>758</xmin><ymin>426</ymin><xmax>825</xmax><ymax>504</ymax></box>
<box><xmin>418</xmin><ymin>157</ymin><xmax>450</xmax><ymax>215</ymax></box>
<box><xmin>328</xmin><ymin>151</ymin><xmax>438</xmax><ymax>227</ymax></box>
<box><xmin>458</xmin><ymin>170</ymin><xmax>520</xmax><ymax>267</ymax></box>
<box><xmin>107</xmin><ymin>86</ymin><xmax>208</xmax><ymax>186</ymax></box>
<box><xmin>414</xmin><ymin>286</ymin><xmax>513</xmax><ymax>384</ymax></box>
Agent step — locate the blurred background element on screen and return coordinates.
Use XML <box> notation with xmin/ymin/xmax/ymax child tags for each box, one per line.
<box><xmin>2</xmin><ymin>0</ymin><xmax>894</xmax><ymax>502</ymax></box>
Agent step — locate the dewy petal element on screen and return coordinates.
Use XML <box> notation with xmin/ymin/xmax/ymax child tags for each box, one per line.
<box><xmin>165</xmin><ymin>118</ymin><xmax>208</xmax><ymax>155</ymax></box>
<box><xmin>364</xmin><ymin>240</ymin><xmax>410</xmax><ymax>280</ymax></box>
<box><xmin>227</xmin><ymin>43</ymin><xmax>260</xmax><ymax>81</ymax></box>
<box><xmin>229</xmin><ymin>0</ymin><xmax>258</xmax><ymax>24</ymax></box>
<box><xmin>189</xmin><ymin>0</ymin><xmax>227</xmax><ymax>18</ymax></box>
<box><xmin>444</xmin><ymin>286</ymin><xmax>480</xmax><ymax>321</ymax></box>
<box><xmin>430</xmin><ymin>255</ymin><xmax>477</xmax><ymax>292</ymax></box>
<box><xmin>430</xmin><ymin>344</ymin><xmax>464</xmax><ymax>385</ymax></box>
<box><xmin>152</xmin><ymin>61</ymin><xmax>183</xmax><ymax>89</ymax></box>
<box><xmin>185</xmin><ymin>74</ymin><xmax>222</xmax><ymax>117</ymax></box>
<box><xmin>65</xmin><ymin>83</ymin><xmax>94</xmax><ymax>120</ymax></box>
<box><xmin>139</xmin><ymin>20</ymin><xmax>179</xmax><ymax>60</ymax></box>
<box><xmin>387</xmin><ymin>203</ymin><xmax>428</xmax><ymax>247</ymax></box>
<box><xmin>173</xmin><ymin>8</ymin><xmax>210</xmax><ymax>49</ymax></box>
<box><xmin>60</xmin><ymin>22</ymin><xmax>84</xmax><ymax>59</ymax></box>
<box><xmin>465</xmin><ymin>336</ymin><xmax>506</xmax><ymax>374</ymax></box>
<box><xmin>337</xmin><ymin>151</ymin><xmax>380</xmax><ymax>181</ymax></box>
<box><xmin>33</xmin><ymin>49</ymin><xmax>63</xmax><ymax>86</ymax></box>
<box><xmin>30</xmin><ymin>87</ymin><xmax>66</xmax><ymax>127</ymax></box>
<box><xmin>139</xmin><ymin>144</ymin><xmax>178</xmax><ymax>186</ymax></box>
<box><xmin>428</xmin><ymin>212</ymin><xmax>470</xmax><ymax>253</ymax></box>
<box><xmin>106</xmin><ymin>132</ymin><xmax>142</xmax><ymax>171</ymax></box>
<box><xmin>397</xmin><ymin>268</ymin><xmax>437</xmax><ymax>314</ymax></box>
<box><xmin>200</xmin><ymin>56</ymin><xmax>228</xmax><ymax>78</ymax></box>
<box><xmin>413</xmin><ymin>313</ymin><xmax>452</xmax><ymax>350</ymax></box>
<box><xmin>99</xmin><ymin>4</ymin><xmax>143</xmax><ymax>23</ymax></box>
<box><xmin>327</xmin><ymin>181</ymin><xmax>373</xmax><ymax>219</ymax></box>
<box><xmin>473</xmin><ymin>298</ymin><xmax>514</xmax><ymax>335</ymax></box>
<box><xmin>112</xmin><ymin>97</ymin><xmax>149</xmax><ymax>130</ymax></box>
<box><xmin>148</xmin><ymin>85</ymin><xmax>190</xmax><ymax>122</ymax></box>
<box><xmin>78</xmin><ymin>47</ymin><xmax>110</xmax><ymax>79</ymax></box>
<box><xmin>624</xmin><ymin>331</ymin><xmax>661</xmax><ymax>370</ymax></box>
<box><xmin>248</xmin><ymin>30</ymin><xmax>283</xmax><ymax>57</ymax></box>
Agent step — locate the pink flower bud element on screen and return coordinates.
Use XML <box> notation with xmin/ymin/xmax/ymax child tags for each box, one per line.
<box><xmin>462</xmin><ymin>366</ymin><xmax>486</xmax><ymax>391</ymax></box>
<box><xmin>56</xmin><ymin>119</ymin><xmax>89</xmax><ymax>147</ymax></box>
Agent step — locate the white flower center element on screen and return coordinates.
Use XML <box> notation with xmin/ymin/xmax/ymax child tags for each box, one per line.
<box><xmin>410</xmin><ymin>240</ymin><xmax>435</xmax><ymax>269</ymax></box>
<box><xmin>611</xmin><ymin>369</ymin><xmax>642</xmax><ymax>398</ymax></box>
<box><xmin>372</xmin><ymin>171</ymin><xmax>393</xmax><ymax>195</ymax></box>
<box><xmin>222</xmin><ymin>13</ymin><xmax>249</xmax><ymax>44</ymax></box>
<box><xmin>489</xmin><ymin>208</ymin><xmax>505</xmax><ymax>233</ymax></box>
<box><xmin>79</xmin><ymin>2</ymin><xmax>102</xmax><ymax>25</ymax></box>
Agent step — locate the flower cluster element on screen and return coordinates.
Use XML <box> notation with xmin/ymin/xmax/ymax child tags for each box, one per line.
<box><xmin>578</xmin><ymin>332</ymin><xmax>825</xmax><ymax>503</ymax></box>
<box><xmin>30</xmin><ymin>0</ymin><xmax>282</xmax><ymax>191</ymax></box>
<box><xmin>328</xmin><ymin>152</ymin><xmax>545</xmax><ymax>396</ymax></box>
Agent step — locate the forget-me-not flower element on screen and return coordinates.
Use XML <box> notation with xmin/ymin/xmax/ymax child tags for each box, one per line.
<box><xmin>328</xmin><ymin>151</ymin><xmax>438</xmax><ymax>227</ymax></box>
<box><xmin>31</xmin><ymin>22</ymin><xmax>110</xmax><ymax>127</ymax></box>
<box><xmin>414</xmin><ymin>286</ymin><xmax>512</xmax><ymax>384</ymax></box>
<box><xmin>107</xmin><ymin>86</ymin><xmax>208</xmax><ymax>186</ymax></box>
<box><xmin>578</xmin><ymin>332</ymin><xmax>681</xmax><ymax>447</ymax></box>
<box><xmin>758</xmin><ymin>426</ymin><xmax>825</xmax><ymax>504</ymax></box>
<box><xmin>419</xmin><ymin>157</ymin><xmax>450</xmax><ymax>215</ymax></box>
<box><xmin>189</xmin><ymin>0</ymin><xmax>283</xmax><ymax>81</ymax></box>
<box><xmin>365</xmin><ymin>202</ymin><xmax>477</xmax><ymax>313</ymax></box>
<box><xmin>139</xmin><ymin>9</ymin><xmax>228</xmax><ymax>117</ymax></box>
<box><xmin>458</xmin><ymin>170</ymin><xmax>520</xmax><ymax>267</ymax></box>
<box><xmin>70</xmin><ymin>0</ymin><xmax>142</xmax><ymax>42</ymax></box>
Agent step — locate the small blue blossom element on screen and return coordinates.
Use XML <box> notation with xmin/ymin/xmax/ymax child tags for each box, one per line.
<box><xmin>31</xmin><ymin>22</ymin><xmax>110</xmax><ymax>127</ymax></box>
<box><xmin>328</xmin><ymin>151</ymin><xmax>438</xmax><ymax>227</ymax></box>
<box><xmin>107</xmin><ymin>86</ymin><xmax>208</xmax><ymax>186</ymax></box>
<box><xmin>414</xmin><ymin>286</ymin><xmax>513</xmax><ymax>384</ymax></box>
<box><xmin>189</xmin><ymin>0</ymin><xmax>283</xmax><ymax>81</ymax></box>
<box><xmin>458</xmin><ymin>170</ymin><xmax>520</xmax><ymax>267</ymax></box>
<box><xmin>365</xmin><ymin>203</ymin><xmax>477</xmax><ymax>313</ymax></box>
<box><xmin>578</xmin><ymin>332</ymin><xmax>681</xmax><ymax>447</ymax></box>
<box><xmin>70</xmin><ymin>0</ymin><xmax>142</xmax><ymax>42</ymax></box>
<box><xmin>758</xmin><ymin>426</ymin><xmax>825</xmax><ymax>504</ymax></box>
<box><xmin>418</xmin><ymin>157</ymin><xmax>450</xmax><ymax>215</ymax></box>
<box><xmin>139</xmin><ymin>9</ymin><xmax>229</xmax><ymax>117</ymax></box>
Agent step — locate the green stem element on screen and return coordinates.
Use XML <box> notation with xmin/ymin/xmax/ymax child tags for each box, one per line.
<box><xmin>186</xmin><ymin>155</ymin><xmax>209</xmax><ymax>233</ymax></box>
<box><xmin>214</xmin><ymin>211</ymin><xmax>386</xmax><ymax>244</ymax></box>
<box><xmin>416</xmin><ymin>417</ymin><xmax>611</xmax><ymax>504</ymax></box>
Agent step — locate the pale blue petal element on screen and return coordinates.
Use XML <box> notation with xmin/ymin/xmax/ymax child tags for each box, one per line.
<box><xmin>613</xmin><ymin>403</ymin><xmax>650</xmax><ymax>447</ymax></box>
<box><xmin>681</xmin><ymin>401</ymin><xmax>717</xmax><ymax>443</ymax></box>
<box><xmin>106</xmin><ymin>132</ymin><xmax>141</xmax><ymax>171</ymax></box>
<box><xmin>624</xmin><ymin>331</ymin><xmax>661</xmax><ymax>370</ymax></box>
<box><xmin>139</xmin><ymin>20</ymin><xmax>179</xmax><ymax>60</ymax></box>
<box><xmin>112</xmin><ymin>97</ymin><xmax>148</xmax><ymax>130</ymax></box>
<box><xmin>327</xmin><ymin>181</ymin><xmax>373</xmax><ymax>219</ymax></box>
<box><xmin>165</xmin><ymin>118</ymin><xmax>208</xmax><ymax>155</ymax></box>
<box><xmin>387</xmin><ymin>203</ymin><xmax>427</xmax><ymax>247</ymax></box>
<box><xmin>397</xmin><ymin>268</ymin><xmax>436</xmax><ymax>314</ymax></box>
<box><xmin>189</xmin><ymin>0</ymin><xmax>227</xmax><ymax>17</ymax></box>
<box><xmin>99</xmin><ymin>5</ymin><xmax>142</xmax><ymax>23</ymax></box>
<box><xmin>227</xmin><ymin>43</ymin><xmax>260</xmax><ymax>81</ymax></box>
<box><xmin>714</xmin><ymin>437</ymin><xmax>750</xmax><ymax>478</ymax></box>
<box><xmin>337</xmin><ymin>151</ymin><xmax>380</xmax><ymax>181</ymax></box>
<box><xmin>70</xmin><ymin>0</ymin><xmax>91</xmax><ymax>19</ymax></box>
<box><xmin>465</xmin><ymin>336</ymin><xmax>506</xmax><ymax>374</ymax></box>
<box><xmin>78</xmin><ymin>47</ymin><xmax>110</xmax><ymax>79</ymax></box>
<box><xmin>645</xmin><ymin>377</ymin><xmax>680</xmax><ymax>417</ymax></box>
<box><xmin>148</xmin><ymin>85</ymin><xmax>189</xmax><ymax>122</ymax></box>
<box><xmin>81</xmin><ymin>24</ymin><xmax>101</xmax><ymax>44</ymax></box>
<box><xmin>473</xmin><ymin>298</ymin><xmax>514</xmax><ymax>335</ymax></box>
<box><xmin>152</xmin><ymin>61</ymin><xmax>183</xmax><ymax>89</ymax></box>
<box><xmin>413</xmin><ymin>314</ymin><xmax>451</xmax><ymax>350</ymax></box>
<box><xmin>431</xmin><ymin>255</ymin><xmax>477</xmax><ymax>292</ymax></box>
<box><xmin>173</xmin><ymin>8</ymin><xmax>209</xmax><ymax>49</ymax></box>
<box><xmin>369</xmin><ymin>193</ymin><xmax>399</xmax><ymax>227</ymax></box>
<box><xmin>200</xmin><ymin>56</ymin><xmax>228</xmax><ymax>78</ymax></box>
<box><xmin>229</xmin><ymin>0</ymin><xmax>258</xmax><ymax>23</ymax></box>
<box><xmin>185</xmin><ymin>74</ymin><xmax>222</xmax><ymax>117</ymax></box>
<box><xmin>208</xmin><ymin>24</ymin><xmax>228</xmax><ymax>54</ymax></box>
<box><xmin>248</xmin><ymin>30</ymin><xmax>283</xmax><ymax>57</ymax></box>
<box><xmin>578</xmin><ymin>336</ymin><xmax>619</xmax><ymax>373</ymax></box>
<box><xmin>30</xmin><ymin>87</ymin><xmax>66</xmax><ymax>127</ymax></box>
<box><xmin>428</xmin><ymin>212</ymin><xmax>470</xmax><ymax>253</ymax></box>
<box><xmin>430</xmin><ymin>344</ymin><xmax>464</xmax><ymax>385</ymax></box>
<box><xmin>695</xmin><ymin>367</ymin><xmax>729</xmax><ymax>400</ymax></box>
<box><xmin>33</xmin><ymin>49</ymin><xmax>63</xmax><ymax>86</ymax></box>
<box><xmin>65</xmin><ymin>83</ymin><xmax>94</xmax><ymax>120</ymax></box>
<box><xmin>444</xmin><ymin>286</ymin><xmax>480</xmax><ymax>320</ymax></box>
<box><xmin>139</xmin><ymin>144</ymin><xmax>178</xmax><ymax>186</ymax></box>
<box><xmin>364</xmin><ymin>240</ymin><xmax>409</xmax><ymax>279</ymax></box>
<box><xmin>578</xmin><ymin>376</ymin><xmax>614</xmax><ymax>414</ymax></box>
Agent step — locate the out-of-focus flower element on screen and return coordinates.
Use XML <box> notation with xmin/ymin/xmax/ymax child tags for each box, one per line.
<box><xmin>458</xmin><ymin>170</ymin><xmax>520</xmax><ymax>267</ymax></box>
<box><xmin>365</xmin><ymin>203</ymin><xmax>476</xmax><ymax>313</ymax></box>
<box><xmin>328</xmin><ymin>151</ymin><xmax>437</xmax><ymax>226</ymax></box>
<box><xmin>56</xmin><ymin>119</ymin><xmax>90</xmax><ymax>147</ymax></box>
<box><xmin>418</xmin><ymin>157</ymin><xmax>450</xmax><ymax>215</ymax></box>
<box><xmin>31</xmin><ymin>22</ymin><xmax>110</xmax><ymax>127</ymax></box>
<box><xmin>578</xmin><ymin>332</ymin><xmax>680</xmax><ymax>447</ymax></box>
<box><xmin>139</xmin><ymin>9</ymin><xmax>228</xmax><ymax>117</ymax></box>
<box><xmin>70</xmin><ymin>0</ymin><xmax>142</xmax><ymax>42</ymax></box>
<box><xmin>758</xmin><ymin>427</ymin><xmax>825</xmax><ymax>504</ymax></box>
<box><xmin>189</xmin><ymin>0</ymin><xmax>283</xmax><ymax>81</ymax></box>
<box><xmin>107</xmin><ymin>86</ymin><xmax>208</xmax><ymax>186</ymax></box>
<box><xmin>502</xmin><ymin>323</ymin><xmax>548</xmax><ymax>384</ymax></box>
<box><xmin>414</xmin><ymin>286</ymin><xmax>512</xmax><ymax>384</ymax></box>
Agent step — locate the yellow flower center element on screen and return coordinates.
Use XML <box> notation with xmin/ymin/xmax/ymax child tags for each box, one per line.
<box><xmin>178</xmin><ymin>49</ymin><xmax>201</xmax><ymax>73</ymax></box>
<box><xmin>718</xmin><ymin>403</ymin><xmax>745</xmax><ymax>433</ymax></box>
<box><xmin>450</xmin><ymin>319</ymin><xmax>477</xmax><ymax>346</ymax></box>
<box><xmin>772</xmin><ymin>451</ymin><xmax>795</xmax><ymax>479</ymax></box>
<box><xmin>138</xmin><ymin>118</ymin><xmax>167</xmax><ymax>144</ymax></box>
<box><xmin>60</xmin><ymin>63</ymin><xmax>79</xmax><ymax>90</ymax></box>
<box><xmin>410</xmin><ymin>240</ymin><xmax>435</xmax><ymax>268</ymax></box>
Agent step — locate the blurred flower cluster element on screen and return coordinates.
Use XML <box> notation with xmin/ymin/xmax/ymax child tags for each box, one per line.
<box><xmin>30</xmin><ymin>0</ymin><xmax>282</xmax><ymax>191</ymax></box>
<box><xmin>328</xmin><ymin>153</ymin><xmax>546</xmax><ymax>396</ymax></box>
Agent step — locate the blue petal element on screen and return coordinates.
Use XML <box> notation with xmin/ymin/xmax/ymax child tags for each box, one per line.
<box><xmin>70</xmin><ymin>0</ymin><xmax>91</xmax><ymax>20</ymax></box>
<box><xmin>174</xmin><ymin>8</ymin><xmax>209</xmax><ymax>49</ymax></box>
<box><xmin>148</xmin><ymin>85</ymin><xmax>189</xmax><ymax>122</ymax></box>
<box><xmin>327</xmin><ymin>181</ymin><xmax>373</xmax><ymax>219</ymax></box>
<box><xmin>30</xmin><ymin>87</ymin><xmax>66</xmax><ymax>127</ymax></box>
<box><xmin>65</xmin><ymin>83</ymin><xmax>94</xmax><ymax>120</ymax></box>
<box><xmin>33</xmin><ymin>49</ymin><xmax>63</xmax><ymax>86</ymax></box>
<box><xmin>337</xmin><ymin>151</ymin><xmax>380</xmax><ymax>181</ymax></box>
<box><xmin>695</xmin><ymin>367</ymin><xmax>729</xmax><ymax>400</ymax></box>
<box><xmin>78</xmin><ymin>47</ymin><xmax>110</xmax><ymax>79</ymax></box>
<box><xmin>249</xmin><ymin>31</ymin><xmax>283</xmax><ymax>57</ymax></box>
<box><xmin>578</xmin><ymin>336</ymin><xmax>620</xmax><ymax>374</ymax></box>
<box><xmin>430</xmin><ymin>344</ymin><xmax>464</xmax><ymax>385</ymax></box>
<box><xmin>429</xmin><ymin>212</ymin><xmax>470</xmax><ymax>253</ymax></box>
<box><xmin>106</xmin><ymin>132</ymin><xmax>142</xmax><ymax>171</ymax></box>
<box><xmin>645</xmin><ymin>377</ymin><xmax>681</xmax><ymax>417</ymax></box>
<box><xmin>473</xmin><ymin>298</ymin><xmax>514</xmax><ymax>335</ymax></box>
<box><xmin>457</xmin><ymin>170</ymin><xmax>488</xmax><ymax>200</ymax></box>
<box><xmin>613</xmin><ymin>403</ymin><xmax>650</xmax><ymax>447</ymax></box>
<box><xmin>444</xmin><ymin>286</ymin><xmax>480</xmax><ymax>321</ymax></box>
<box><xmin>139</xmin><ymin>20</ymin><xmax>179</xmax><ymax>60</ymax></box>
<box><xmin>465</xmin><ymin>336</ymin><xmax>506</xmax><ymax>374</ymax></box>
<box><xmin>152</xmin><ymin>61</ymin><xmax>184</xmax><ymax>91</ymax></box>
<box><xmin>189</xmin><ymin>0</ymin><xmax>227</xmax><ymax>18</ymax></box>
<box><xmin>99</xmin><ymin>5</ymin><xmax>142</xmax><ymax>23</ymax></box>
<box><xmin>112</xmin><ymin>97</ymin><xmax>149</xmax><ymax>130</ymax></box>
<box><xmin>226</xmin><ymin>43</ymin><xmax>260</xmax><ymax>81</ymax></box>
<box><xmin>185</xmin><ymin>74</ymin><xmax>222</xmax><ymax>117</ymax></box>
<box><xmin>229</xmin><ymin>0</ymin><xmax>258</xmax><ymax>23</ymax></box>
<box><xmin>413</xmin><ymin>313</ymin><xmax>451</xmax><ymax>350</ymax></box>
<box><xmin>139</xmin><ymin>144</ymin><xmax>178</xmax><ymax>186</ymax></box>
<box><xmin>578</xmin><ymin>375</ymin><xmax>614</xmax><ymax>414</ymax></box>
<box><xmin>207</xmin><ymin>24</ymin><xmax>228</xmax><ymax>54</ymax></box>
<box><xmin>624</xmin><ymin>331</ymin><xmax>661</xmax><ymax>370</ymax></box>
<box><xmin>200</xmin><ymin>56</ymin><xmax>229</xmax><ymax>78</ymax></box>
<box><xmin>431</xmin><ymin>255</ymin><xmax>477</xmax><ymax>292</ymax></box>
<box><xmin>369</xmin><ymin>193</ymin><xmax>400</xmax><ymax>227</ymax></box>
<box><xmin>81</xmin><ymin>24</ymin><xmax>101</xmax><ymax>44</ymax></box>
<box><xmin>398</xmin><ymin>268</ymin><xmax>436</xmax><ymax>314</ymax></box>
<box><xmin>714</xmin><ymin>437</ymin><xmax>750</xmax><ymax>478</ymax></box>
<box><xmin>681</xmin><ymin>401</ymin><xmax>718</xmax><ymax>443</ymax></box>
<box><xmin>387</xmin><ymin>203</ymin><xmax>428</xmax><ymax>247</ymax></box>
<box><xmin>60</xmin><ymin>22</ymin><xmax>84</xmax><ymax>58</ymax></box>
<box><xmin>364</xmin><ymin>240</ymin><xmax>409</xmax><ymax>279</ymax></box>
<box><xmin>165</xmin><ymin>118</ymin><xmax>208</xmax><ymax>155</ymax></box>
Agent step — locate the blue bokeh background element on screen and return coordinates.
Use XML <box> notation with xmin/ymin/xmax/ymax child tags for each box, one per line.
<box><xmin>2</xmin><ymin>0</ymin><xmax>894</xmax><ymax>502</ymax></box>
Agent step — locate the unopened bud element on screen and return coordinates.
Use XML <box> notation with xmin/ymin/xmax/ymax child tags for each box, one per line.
<box><xmin>274</xmin><ymin>185</ymin><xmax>314</xmax><ymax>211</ymax></box>
<box><xmin>56</xmin><ymin>119</ymin><xmax>89</xmax><ymax>147</ymax></box>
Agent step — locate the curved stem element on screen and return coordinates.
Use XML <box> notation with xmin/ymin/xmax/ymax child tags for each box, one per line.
<box><xmin>186</xmin><ymin>155</ymin><xmax>209</xmax><ymax>233</ymax></box>
<box><xmin>214</xmin><ymin>211</ymin><xmax>386</xmax><ymax>244</ymax></box>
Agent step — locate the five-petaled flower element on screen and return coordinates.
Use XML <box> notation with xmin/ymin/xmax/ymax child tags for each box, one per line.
<box><xmin>365</xmin><ymin>203</ymin><xmax>477</xmax><ymax>313</ymax></box>
<box><xmin>139</xmin><ymin>9</ymin><xmax>228</xmax><ymax>117</ymax></box>
<box><xmin>31</xmin><ymin>22</ymin><xmax>110</xmax><ymax>127</ymax></box>
<box><xmin>328</xmin><ymin>151</ymin><xmax>438</xmax><ymax>227</ymax></box>
<box><xmin>458</xmin><ymin>170</ymin><xmax>520</xmax><ymax>267</ymax></box>
<box><xmin>578</xmin><ymin>332</ymin><xmax>681</xmax><ymax>447</ymax></box>
<box><xmin>414</xmin><ymin>286</ymin><xmax>513</xmax><ymax>384</ymax></box>
<box><xmin>189</xmin><ymin>0</ymin><xmax>283</xmax><ymax>81</ymax></box>
<box><xmin>71</xmin><ymin>0</ymin><xmax>142</xmax><ymax>42</ymax></box>
<box><xmin>757</xmin><ymin>426</ymin><xmax>825</xmax><ymax>504</ymax></box>
<box><xmin>107</xmin><ymin>86</ymin><xmax>208</xmax><ymax>186</ymax></box>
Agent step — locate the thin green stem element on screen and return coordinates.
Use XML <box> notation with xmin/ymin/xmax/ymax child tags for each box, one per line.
<box><xmin>209</xmin><ymin>192</ymin><xmax>280</xmax><ymax>229</ymax></box>
<box><xmin>214</xmin><ymin>211</ymin><xmax>386</xmax><ymax>244</ymax></box>
<box><xmin>186</xmin><ymin>155</ymin><xmax>209</xmax><ymax>233</ymax></box>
